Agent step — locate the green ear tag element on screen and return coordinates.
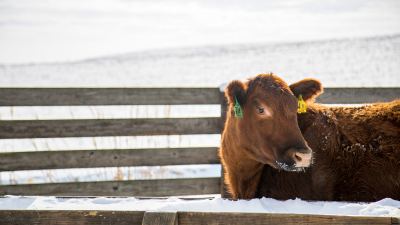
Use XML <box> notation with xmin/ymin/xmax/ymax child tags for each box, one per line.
<box><xmin>234</xmin><ymin>96</ymin><xmax>243</xmax><ymax>118</ymax></box>
<box><xmin>297</xmin><ymin>94</ymin><xmax>307</xmax><ymax>114</ymax></box>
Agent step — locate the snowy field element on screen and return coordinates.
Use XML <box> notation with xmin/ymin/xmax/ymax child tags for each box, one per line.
<box><xmin>1</xmin><ymin>196</ymin><xmax>399</xmax><ymax>217</ymax></box>
<box><xmin>1</xmin><ymin>34</ymin><xmax>400</xmax><ymax>87</ymax></box>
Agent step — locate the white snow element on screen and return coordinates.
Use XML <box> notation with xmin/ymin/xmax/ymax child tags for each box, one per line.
<box><xmin>0</xmin><ymin>105</ymin><xmax>220</xmax><ymax>120</ymax></box>
<box><xmin>1</xmin><ymin>165</ymin><xmax>220</xmax><ymax>185</ymax></box>
<box><xmin>1</xmin><ymin>35</ymin><xmax>400</xmax><ymax>88</ymax></box>
<box><xmin>0</xmin><ymin>196</ymin><xmax>399</xmax><ymax>217</ymax></box>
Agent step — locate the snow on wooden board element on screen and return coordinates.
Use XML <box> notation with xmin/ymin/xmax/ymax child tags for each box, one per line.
<box><xmin>1</xmin><ymin>196</ymin><xmax>399</xmax><ymax>217</ymax></box>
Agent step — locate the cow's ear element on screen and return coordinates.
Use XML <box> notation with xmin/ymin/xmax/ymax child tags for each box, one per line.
<box><xmin>225</xmin><ymin>80</ymin><xmax>247</xmax><ymax>106</ymax></box>
<box><xmin>289</xmin><ymin>78</ymin><xmax>323</xmax><ymax>102</ymax></box>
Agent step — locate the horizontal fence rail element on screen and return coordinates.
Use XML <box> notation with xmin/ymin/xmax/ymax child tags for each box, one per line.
<box><xmin>0</xmin><ymin>210</ymin><xmax>145</xmax><ymax>225</ymax></box>
<box><xmin>179</xmin><ymin>212</ymin><xmax>398</xmax><ymax>225</ymax></box>
<box><xmin>0</xmin><ymin>147</ymin><xmax>220</xmax><ymax>171</ymax></box>
<box><xmin>0</xmin><ymin>118</ymin><xmax>222</xmax><ymax>139</ymax></box>
<box><xmin>0</xmin><ymin>178</ymin><xmax>221</xmax><ymax>196</ymax></box>
<box><xmin>0</xmin><ymin>88</ymin><xmax>223</xmax><ymax>106</ymax></box>
<box><xmin>0</xmin><ymin>87</ymin><xmax>398</xmax><ymax>106</ymax></box>
<box><xmin>0</xmin><ymin>210</ymin><xmax>397</xmax><ymax>225</ymax></box>
<box><xmin>316</xmin><ymin>87</ymin><xmax>400</xmax><ymax>104</ymax></box>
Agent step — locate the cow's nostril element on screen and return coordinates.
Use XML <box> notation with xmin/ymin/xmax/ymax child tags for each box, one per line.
<box><xmin>293</xmin><ymin>151</ymin><xmax>312</xmax><ymax>167</ymax></box>
<box><xmin>295</xmin><ymin>154</ymin><xmax>302</xmax><ymax>162</ymax></box>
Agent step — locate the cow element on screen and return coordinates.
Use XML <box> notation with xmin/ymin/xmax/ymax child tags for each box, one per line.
<box><xmin>219</xmin><ymin>73</ymin><xmax>400</xmax><ymax>201</ymax></box>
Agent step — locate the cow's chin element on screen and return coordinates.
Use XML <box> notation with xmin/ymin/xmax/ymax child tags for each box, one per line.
<box><xmin>274</xmin><ymin>161</ymin><xmax>307</xmax><ymax>172</ymax></box>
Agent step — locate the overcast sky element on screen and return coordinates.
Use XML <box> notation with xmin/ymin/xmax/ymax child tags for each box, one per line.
<box><xmin>0</xmin><ymin>0</ymin><xmax>399</xmax><ymax>63</ymax></box>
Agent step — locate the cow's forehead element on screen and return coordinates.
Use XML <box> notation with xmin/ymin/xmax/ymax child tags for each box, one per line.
<box><xmin>247</xmin><ymin>74</ymin><xmax>293</xmax><ymax>97</ymax></box>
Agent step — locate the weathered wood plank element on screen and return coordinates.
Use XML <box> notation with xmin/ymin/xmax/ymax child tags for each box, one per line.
<box><xmin>0</xmin><ymin>118</ymin><xmax>222</xmax><ymax>139</ymax></box>
<box><xmin>178</xmin><ymin>212</ymin><xmax>393</xmax><ymax>225</ymax></box>
<box><xmin>0</xmin><ymin>147</ymin><xmax>219</xmax><ymax>171</ymax></box>
<box><xmin>0</xmin><ymin>210</ymin><xmax>144</xmax><ymax>225</ymax></box>
<box><xmin>0</xmin><ymin>88</ymin><xmax>222</xmax><ymax>106</ymax></box>
<box><xmin>0</xmin><ymin>178</ymin><xmax>221</xmax><ymax>196</ymax></box>
<box><xmin>0</xmin><ymin>211</ymin><xmax>393</xmax><ymax>225</ymax></box>
<box><xmin>0</xmin><ymin>88</ymin><xmax>397</xmax><ymax>106</ymax></box>
<box><xmin>142</xmin><ymin>212</ymin><xmax>177</xmax><ymax>225</ymax></box>
<box><xmin>317</xmin><ymin>88</ymin><xmax>400</xmax><ymax>104</ymax></box>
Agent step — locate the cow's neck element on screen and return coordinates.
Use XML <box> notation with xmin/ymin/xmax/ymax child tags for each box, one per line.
<box><xmin>231</xmin><ymin>147</ymin><xmax>263</xmax><ymax>175</ymax></box>
<box><xmin>227</xmin><ymin>145</ymin><xmax>264</xmax><ymax>199</ymax></box>
<box><xmin>222</xmin><ymin>119</ymin><xmax>264</xmax><ymax>199</ymax></box>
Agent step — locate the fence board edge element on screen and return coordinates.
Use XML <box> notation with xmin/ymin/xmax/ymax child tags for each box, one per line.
<box><xmin>0</xmin><ymin>118</ymin><xmax>223</xmax><ymax>139</ymax></box>
<box><xmin>0</xmin><ymin>147</ymin><xmax>220</xmax><ymax>171</ymax></box>
<box><xmin>0</xmin><ymin>177</ymin><xmax>221</xmax><ymax>197</ymax></box>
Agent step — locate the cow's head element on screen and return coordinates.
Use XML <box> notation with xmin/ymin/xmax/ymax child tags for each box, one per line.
<box><xmin>224</xmin><ymin>73</ymin><xmax>323</xmax><ymax>171</ymax></box>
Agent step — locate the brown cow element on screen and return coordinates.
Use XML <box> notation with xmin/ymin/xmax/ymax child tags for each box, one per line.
<box><xmin>219</xmin><ymin>73</ymin><xmax>400</xmax><ymax>201</ymax></box>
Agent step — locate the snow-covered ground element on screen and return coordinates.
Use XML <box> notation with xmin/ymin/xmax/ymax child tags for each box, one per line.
<box><xmin>1</xmin><ymin>196</ymin><xmax>399</xmax><ymax>217</ymax></box>
<box><xmin>1</xmin><ymin>34</ymin><xmax>400</xmax><ymax>87</ymax></box>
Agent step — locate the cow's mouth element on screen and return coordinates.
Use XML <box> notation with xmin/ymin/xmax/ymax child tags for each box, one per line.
<box><xmin>275</xmin><ymin>161</ymin><xmax>306</xmax><ymax>172</ymax></box>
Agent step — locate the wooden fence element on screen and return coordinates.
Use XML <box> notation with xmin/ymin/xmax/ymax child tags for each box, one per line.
<box><xmin>0</xmin><ymin>209</ymin><xmax>398</xmax><ymax>225</ymax></box>
<box><xmin>0</xmin><ymin>88</ymin><xmax>224</xmax><ymax>196</ymax></box>
<box><xmin>0</xmin><ymin>87</ymin><xmax>399</xmax><ymax>197</ymax></box>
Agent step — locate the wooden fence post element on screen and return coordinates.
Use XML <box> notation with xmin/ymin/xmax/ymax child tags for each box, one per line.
<box><xmin>142</xmin><ymin>211</ymin><xmax>177</xmax><ymax>225</ymax></box>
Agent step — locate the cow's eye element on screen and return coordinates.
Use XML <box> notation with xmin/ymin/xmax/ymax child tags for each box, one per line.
<box><xmin>257</xmin><ymin>107</ymin><xmax>264</xmax><ymax>114</ymax></box>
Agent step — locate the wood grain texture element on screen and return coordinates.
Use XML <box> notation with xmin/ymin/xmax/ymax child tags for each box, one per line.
<box><xmin>178</xmin><ymin>212</ymin><xmax>393</xmax><ymax>225</ymax></box>
<box><xmin>0</xmin><ymin>210</ymin><xmax>144</xmax><ymax>225</ymax></box>
<box><xmin>0</xmin><ymin>147</ymin><xmax>219</xmax><ymax>171</ymax></box>
<box><xmin>0</xmin><ymin>118</ymin><xmax>222</xmax><ymax>139</ymax></box>
<box><xmin>0</xmin><ymin>211</ymin><xmax>394</xmax><ymax>225</ymax></box>
<box><xmin>0</xmin><ymin>178</ymin><xmax>220</xmax><ymax>196</ymax></box>
<box><xmin>316</xmin><ymin>88</ymin><xmax>400</xmax><ymax>104</ymax></box>
<box><xmin>0</xmin><ymin>88</ymin><xmax>222</xmax><ymax>106</ymax></box>
<box><xmin>142</xmin><ymin>212</ymin><xmax>177</xmax><ymax>225</ymax></box>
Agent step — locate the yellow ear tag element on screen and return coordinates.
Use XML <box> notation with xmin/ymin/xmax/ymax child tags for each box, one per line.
<box><xmin>297</xmin><ymin>94</ymin><xmax>307</xmax><ymax>114</ymax></box>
